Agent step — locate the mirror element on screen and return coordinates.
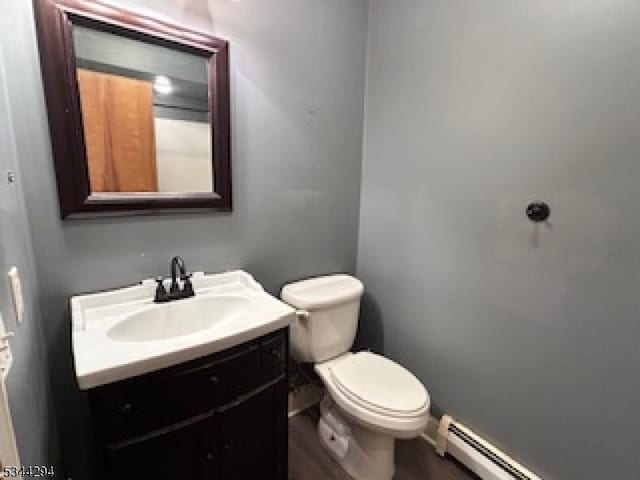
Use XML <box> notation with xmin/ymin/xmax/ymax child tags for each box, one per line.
<box><xmin>33</xmin><ymin>0</ymin><xmax>231</xmax><ymax>217</ymax></box>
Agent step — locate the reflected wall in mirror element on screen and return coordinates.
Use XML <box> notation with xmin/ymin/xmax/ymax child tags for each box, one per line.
<box><xmin>33</xmin><ymin>0</ymin><xmax>231</xmax><ymax>217</ymax></box>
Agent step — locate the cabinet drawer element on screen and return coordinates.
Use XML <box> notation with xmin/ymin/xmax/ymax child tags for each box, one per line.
<box><xmin>91</xmin><ymin>346</ymin><xmax>260</xmax><ymax>444</ymax></box>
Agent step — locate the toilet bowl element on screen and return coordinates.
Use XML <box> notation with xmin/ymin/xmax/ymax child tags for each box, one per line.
<box><xmin>315</xmin><ymin>352</ymin><xmax>429</xmax><ymax>480</ymax></box>
<box><xmin>281</xmin><ymin>275</ymin><xmax>430</xmax><ymax>480</ymax></box>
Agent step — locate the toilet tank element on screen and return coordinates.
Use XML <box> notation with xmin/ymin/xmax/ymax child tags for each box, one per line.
<box><xmin>281</xmin><ymin>275</ymin><xmax>364</xmax><ymax>363</ymax></box>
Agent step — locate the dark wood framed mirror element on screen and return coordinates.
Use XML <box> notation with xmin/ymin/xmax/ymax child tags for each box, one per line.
<box><xmin>33</xmin><ymin>0</ymin><xmax>231</xmax><ymax>218</ymax></box>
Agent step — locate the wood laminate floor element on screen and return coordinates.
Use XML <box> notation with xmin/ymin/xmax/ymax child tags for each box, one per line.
<box><xmin>288</xmin><ymin>409</ymin><xmax>478</xmax><ymax>480</ymax></box>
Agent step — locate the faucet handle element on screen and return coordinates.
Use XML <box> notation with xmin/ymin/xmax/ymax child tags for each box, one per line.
<box><xmin>182</xmin><ymin>273</ymin><xmax>195</xmax><ymax>298</ymax></box>
<box><xmin>154</xmin><ymin>277</ymin><xmax>169</xmax><ymax>303</ymax></box>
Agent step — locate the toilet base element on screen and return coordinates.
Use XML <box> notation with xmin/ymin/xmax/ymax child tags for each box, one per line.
<box><xmin>317</xmin><ymin>396</ymin><xmax>395</xmax><ymax>480</ymax></box>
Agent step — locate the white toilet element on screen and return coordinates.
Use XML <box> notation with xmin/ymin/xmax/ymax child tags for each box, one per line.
<box><xmin>281</xmin><ymin>274</ymin><xmax>430</xmax><ymax>480</ymax></box>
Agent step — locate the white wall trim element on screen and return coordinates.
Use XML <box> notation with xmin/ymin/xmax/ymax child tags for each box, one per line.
<box><xmin>288</xmin><ymin>383</ymin><xmax>323</xmax><ymax>418</ymax></box>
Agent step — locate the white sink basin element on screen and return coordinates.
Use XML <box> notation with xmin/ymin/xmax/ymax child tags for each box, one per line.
<box><xmin>108</xmin><ymin>295</ymin><xmax>252</xmax><ymax>342</ymax></box>
<box><xmin>71</xmin><ymin>271</ymin><xmax>295</xmax><ymax>390</ymax></box>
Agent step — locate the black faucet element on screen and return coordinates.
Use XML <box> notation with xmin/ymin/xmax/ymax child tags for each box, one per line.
<box><xmin>154</xmin><ymin>256</ymin><xmax>195</xmax><ymax>303</ymax></box>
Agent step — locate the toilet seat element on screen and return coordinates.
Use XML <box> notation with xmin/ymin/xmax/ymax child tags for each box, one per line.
<box><xmin>331</xmin><ymin>352</ymin><xmax>429</xmax><ymax>417</ymax></box>
<box><xmin>316</xmin><ymin>352</ymin><xmax>430</xmax><ymax>437</ymax></box>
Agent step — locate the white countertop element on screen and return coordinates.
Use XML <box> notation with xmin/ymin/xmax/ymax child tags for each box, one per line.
<box><xmin>71</xmin><ymin>271</ymin><xmax>295</xmax><ymax>390</ymax></box>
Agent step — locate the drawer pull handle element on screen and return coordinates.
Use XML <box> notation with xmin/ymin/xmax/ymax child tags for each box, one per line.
<box><xmin>270</xmin><ymin>348</ymin><xmax>283</xmax><ymax>361</ymax></box>
<box><xmin>209</xmin><ymin>375</ymin><xmax>220</xmax><ymax>386</ymax></box>
<box><xmin>205</xmin><ymin>452</ymin><xmax>214</xmax><ymax>462</ymax></box>
<box><xmin>121</xmin><ymin>403</ymin><xmax>134</xmax><ymax>414</ymax></box>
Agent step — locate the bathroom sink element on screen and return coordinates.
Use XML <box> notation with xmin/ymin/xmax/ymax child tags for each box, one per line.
<box><xmin>108</xmin><ymin>295</ymin><xmax>252</xmax><ymax>342</ymax></box>
<box><xmin>71</xmin><ymin>271</ymin><xmax>295</xmax><ymax>390</ymax></box>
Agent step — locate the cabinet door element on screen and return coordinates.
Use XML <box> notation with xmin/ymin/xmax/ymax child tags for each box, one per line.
<box><xmin>106</xmin><ymin>415</ymin><xmax>215</xmax><ymax>480</ymax></box>
<box><xmin>218</xmin><ymin>379</ymin><xmax>288</xmax><ymax>480</ymax></box>
<box><xmin>91</xmin><ymin>344</ymin><xmax>260</xmax><ymax>445</ymax></box>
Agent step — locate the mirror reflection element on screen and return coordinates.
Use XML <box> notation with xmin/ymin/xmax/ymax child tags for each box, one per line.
<box><xmin>72</xmin><ymin>25</ymin><xmax>213</xmax><ymax>195</ymax></box>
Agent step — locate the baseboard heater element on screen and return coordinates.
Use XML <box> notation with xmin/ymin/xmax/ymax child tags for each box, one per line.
<box><xmin>435</xmin><ymin>415</ymin><xmax>542</xmax><ymax>480</ymax></box>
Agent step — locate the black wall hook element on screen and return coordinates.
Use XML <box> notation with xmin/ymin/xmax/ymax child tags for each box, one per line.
<box><xmin>526</xmin><ymin>202</ymin><xmax>550</xmax><ymax>223</ymax></box>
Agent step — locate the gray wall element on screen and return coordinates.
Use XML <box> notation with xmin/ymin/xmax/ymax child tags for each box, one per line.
<box><xmin>0</xmin><ymin>0</ymin><xmax>58</xmax><ymax>470</ymax></box>
<box><xmin>358</xmin><ymin>1</ymin><xmax>640</xmax><ymax>479</ymax></box>
<box><xmin>16</xmin><ymin>0</ymin><xmax>368</xmax><ymax>477</ymax></box>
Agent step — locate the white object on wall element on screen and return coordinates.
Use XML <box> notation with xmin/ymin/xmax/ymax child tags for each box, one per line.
<box><xmin>0</xmin><ymin>313</ymin><xmax>12</xmax><ymax>378</ymax></box>
<box><xmin>7</xmin><ymin>267</ymin><xmax>23</xmax><ymax>324</ymax></box>
<box><xmin>0</xmin><ymin>313</ymin><xmax>19</xmax><ymax>478</ymax></box>
<box><xmin>0</xmin><ymin>377</ymin><xmax>21</xmax><ymax>479</ymax></box>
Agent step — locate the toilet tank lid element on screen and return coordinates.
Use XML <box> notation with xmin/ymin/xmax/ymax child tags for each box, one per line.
<box><xmin>281</xmin><ymin>274</ymin><xmax>364</xmax><ymax>310</ymax></box>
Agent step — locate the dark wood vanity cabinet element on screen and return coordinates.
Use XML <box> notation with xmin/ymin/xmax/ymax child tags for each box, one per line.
<box><xmin>88</xmin><ymin>329</ymin><xmax>288</xmax><ymax>480</ymax></box>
